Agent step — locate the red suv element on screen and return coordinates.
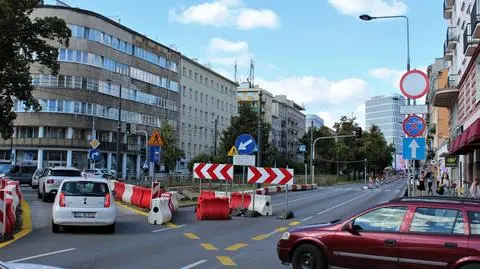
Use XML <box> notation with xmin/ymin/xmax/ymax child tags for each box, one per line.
<box><xmin>277</xmin><ymin>196</ymin><xmax>480</xmax><ymax>269</ymax></box>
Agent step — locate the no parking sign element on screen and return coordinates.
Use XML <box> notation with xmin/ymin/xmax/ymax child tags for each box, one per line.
<box><xmin>402</xmin><ymin>115</ymin><xmax>426</xmax><ymax>137</ymax></box>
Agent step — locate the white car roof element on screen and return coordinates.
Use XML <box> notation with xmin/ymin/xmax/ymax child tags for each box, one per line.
<box><xmin>49</xmin><ymin>167</ymin><xmax>79</xmax><ymax>171</ymax></box>
<box><xmin>61</xmin><ymin>177</ymin><xmax>109</xmax><ymax>184</ymax></box>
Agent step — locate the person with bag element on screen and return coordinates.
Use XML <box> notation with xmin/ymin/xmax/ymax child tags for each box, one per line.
<box><xmin>470</xmin><ymin>177</ymin><xmax>480</xmax><ymax>199</ymax></box>
<box><xmin>417</xmin><ymin>171</ymin><xmax>426</xmax><ymax>196</ymax></box>
<box><xmin>437</xmin><ymin>172</ymin><xmax>449</xmax><ymax>196</ymax></box>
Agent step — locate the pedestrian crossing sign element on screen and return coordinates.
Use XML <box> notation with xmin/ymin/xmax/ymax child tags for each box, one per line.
<box><xmin>148</xmin><ymin>129</ymin><xmax>164</xmax><ymax>146</ymax></box>
<box><xmin>228</xmin><ymin>146</ymin><xmax>238</xmax><ymax>157</ymax></box>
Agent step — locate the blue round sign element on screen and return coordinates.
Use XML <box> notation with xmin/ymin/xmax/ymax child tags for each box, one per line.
<box><xmin>88</xmin><ymin>149</ymin><xmax>101</xmax><ymax>161</ymax></box>
<box><xmin>235</xmin><ymin>134</ymin><xmax>257</xmax><ymax>155</ymax></box>
<box><xmin>402</xmin><ymin>115</ymin><xmax>426</xmax><ymax>137</ymax></box>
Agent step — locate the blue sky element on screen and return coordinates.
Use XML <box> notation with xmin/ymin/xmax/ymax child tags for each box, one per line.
<box><xmin>45</xmin><ymin>0</ymin><xmax>445</xmax><ymax>128</ymax></box>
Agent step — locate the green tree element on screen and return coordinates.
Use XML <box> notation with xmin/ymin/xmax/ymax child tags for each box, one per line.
<box><xmin>218</xmin><ymin>104</ymin><xmax>273</xmax><ymax>164</ymax></box>
<box><xmin>300</xmin><ymin>125</ymin><xmax>336</xmax><ymax>174</ymax></box>
<box><xmin>362</xmin><ymin>125</ymin><xmax>394</xmax><ymax>173</ymax></box>
<box><xmin>187</xmin><ymin>153</ymin><xmax>212</xmax><ymax>171</ymax></box>
<box><xmin>160</xmin><ymin>120</ymin><xmax>184</xmax><ymax>173</ymax></box>
<box><xmin>0</xmin><ymin>0</ymin><xmax>71</xmax><ymax>138</ymax></box>
<box><xmin>332</xmin><ymin>116</ymin><xmax>364</xmax><ymax>173</ymax></box>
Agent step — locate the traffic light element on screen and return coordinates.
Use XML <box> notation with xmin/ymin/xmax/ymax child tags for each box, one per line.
<box><xmin>125</xmin><ymin>123</ymin><xmax>131</xmax><ymax>135</ymax></box>
<box><xmin>354</xmin><ymin>127</ymin><xmax>362</xmax><ymax>138</ymax></box>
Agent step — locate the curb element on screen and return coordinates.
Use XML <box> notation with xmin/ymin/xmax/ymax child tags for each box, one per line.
<box><xmin>0</xmin><ymin>199</ymin><xmax>32</xmax><ymax>248</ymax></box>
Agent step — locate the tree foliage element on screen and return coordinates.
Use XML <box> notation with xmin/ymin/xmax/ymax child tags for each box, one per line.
<box><xmin>0</xmin><ymin>0</ymin><xmax>71</xmax><ymax>138</ymax></box>
<box><xmin>362</xmin><ymin>125</ymin><xmax>395</xmax><ymax>173</ymax></box>
<box><xmin>217</xmin><ymin>104</ymin><xmax>273</xmax><ymax>164</ymax></box>
<box><xmin>160</xmin><ymin>120</ymin><xmax>184</xmax><ymax>173</ymax></box>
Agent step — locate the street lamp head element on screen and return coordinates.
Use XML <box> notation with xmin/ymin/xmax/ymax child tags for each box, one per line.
<box><xmin>359</xmin><ymin>14</ymin><xmax>373</xmax><ymax>21</ymax></box>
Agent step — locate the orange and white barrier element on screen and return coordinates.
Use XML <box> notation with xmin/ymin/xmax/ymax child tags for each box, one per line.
<box><xmin>0</xmin><ymin>180</ymin><xmax>24</xmax><ymax>239</ymax></box>
<box><xmin>0</xmin><ymin>190</ymin><xmax>5</xmax><ymax>237</ymax></box>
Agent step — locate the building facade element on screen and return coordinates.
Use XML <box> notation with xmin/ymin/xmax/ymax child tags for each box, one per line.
<box><xmin>365</xmin><ymin>94</ymin><xmax>406</xmax><ymax>153</ymax></box>
<box><xmin>178</xmin><ymin>57</ymin><xmax>238</xmax><ymax>168</ymax></box>
<box><xmin>305</xmin><ymin>114</ymin><xmax>324</xmax><ymax>131</ymax></box>
<box><xmin>433</xmin><ymin>0</ymin><xmax>480</xmax><ymax>187</ymax></box>
<box><xmin>0</xmin><ymin>5</ymin><xmax>181</xmax><ymax>179</ymax></box>
<box><xmin>271</xmin><ymin>96</ymin><xmax>306</xmax><ymax>163</ymax></box>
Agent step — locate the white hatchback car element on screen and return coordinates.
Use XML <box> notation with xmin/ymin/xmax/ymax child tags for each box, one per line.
<box><xmin>52</xmin><ymin>178</ymin><xmax>116</xmax><ymax>233</ymax></box>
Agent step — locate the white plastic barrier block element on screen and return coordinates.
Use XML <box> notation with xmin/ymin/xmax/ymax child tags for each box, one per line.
<box><xmin>268</xmin><ymin>186</ymin><xmax>278</xmax><ymax>193</ymax></box>
<box><xmin>248</xmin><ymin>195</ymin><xmax>273</xmax><ymax>216</ymax></box>
<box><xmin>108</xmin><ymin>180</ymin><xmax>118</xmax><ymax>192</ymax></box>
<box><xmin>312</xmin><ymin>183</ymin><xmax>318</xmax><ymax>189</ymax></box>
<box><xmin>122</xmin><ymin>184</ymin><xmax>134</xmax><ymax>204</ymax></box>
<box><xmin>148</xmin><ymin>197</ymin><xmax>172</xmax><ymax>225</ymax></box>
<box><xmin>5</xmin><ymin>185</ymin><xmax>19</xmax><ymax>209</ymax></box>
<box><xmin>168</xmin><ymin>191</ymin><xmax>180</xmax><ymax>211</ymax></box>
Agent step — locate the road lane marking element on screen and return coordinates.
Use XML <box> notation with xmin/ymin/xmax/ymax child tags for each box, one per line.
<box><xmin>301</xmin><ymin>216</ymin><xmax>313</xmax><ymax>221</ymax></box>
<box><xmin>289</xmin><ymin>221</ymin><xmax>301</xmax><ymax>226</ymax></box>
<box><xmin>217</xmin><ymin>256</ymin><xmax>237</xmax><ymax>266</ymax></box>
<box><xmin>8</xmin><ymin>248</ymin><xmax>76</xmax><ymax>263</ymax></box>
<box><xmin>180</xmin><ymin>260</ymin><xmax>208</xmax><ymax>269</ymax></box>
<box><xmin>225</xmin><ymin>243</ymin><xmax>248</xmax><ymax>251</ymax></box>
<box><xmin>116</xmin><ymin>201</ymin><xmax>148</xmax><ymax>216</ymax></box>
<box><xmin>252</xmin><ymin>234</ymin><xmax>270</xmax><ymax>240</ymax></box>
<box><xmin>275</xmin><ymin>189</ymin><xmax>344</xmax><ymax>206</ymax></box>
<box><xmin>152</xmin><ymin>225</ymin><xmax>185</xmax><ymax>233</ymax></box>
<box><xmin>0</xmin><ymin>200</ymin><xmax>32</xmax><ymax>248</ymax></box>
<box><xmin>184</xmin><ymin>232</ymin><xmax>200</xmax><ymax>239</ymax></box>
<box><xmin>201</xmin><ymin>243</ymin><xmax>218</xmax><ymax>250</ymax></box>
<box><xmin>166</xmin><ymin>222</ymin><xmax>181</xmax><ymax>228</ymax></box>
<box><xmin>317</xmin><ymin>192</ymin><xmax>371</xmax><ymax>216</ymax></box>
<box><xmin>275</xmin><ymin>227</ymin><xmax>289</xmax><ymax>232</ymax></box>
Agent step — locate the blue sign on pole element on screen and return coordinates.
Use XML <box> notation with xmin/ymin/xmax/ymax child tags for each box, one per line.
<box><xmin>402</xmin><ymin>138</ymin><xmax>426</xmax><ymax>160</ymax></box>
<box><xmin>298</xmin><ymin>144</ymin><xmax>306</xmax><ymax>153</ymax></box>
<box><xmin>235</xmin><ymin>134</ymin><xmax>257</xmax><ymax>155</ymax></box>
<box><xmin>403</xmin><ymin>115</ymin><xmax>426</xmax><ymax>137</ymax></box>
<box><xmin>149</xmin><ymin>146</ymin><xmax>160</xmax><ymax>162</ymax></box>
<box><xmin>88</xmin><ymin>149</ymin><xmax>101</xmax><ymax>161</ymax></box>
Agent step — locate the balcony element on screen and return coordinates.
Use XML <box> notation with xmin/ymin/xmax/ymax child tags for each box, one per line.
<box><xmin>444</xmin><ymin>0</ymin><xmax>453</xmax><ymax>19</ymax></box>
<box><xmin>463</xmin><ymin>23</ymin><xmax>480</xmax><ymax>56</ymax></box>
<box><xmin>432</xmin><ymin>74</ymin><xmax>459</xmax><ymax>107</ymax></box>
<box><xmin>446</xmin><ymin>0</ymin><xmax>454</xmax><ymax>7</ymax></box>
<box><xmin>0</xmin><ymin>138</ymin><xmax>139</xmax><ymax>152</ymax></box>
<box><xmin>446</xmin><ymin>27</ymin><xmax>459</xmax><ymax>50</ymax></box>
<box><xmin>444</xmin><ymin>41</ymin><xmax>453</xmax><ymax>61</ymax></box>
<box><xmin>471</xmin><ymin>0</ymin><xmax>480</xmax><ymax>38</ymax></box>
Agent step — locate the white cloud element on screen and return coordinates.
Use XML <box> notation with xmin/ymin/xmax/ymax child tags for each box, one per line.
<box><xmin>317</xmin><ymin>111</ymin><xmax>335</xmax><ymax>129</ymax></box>
<box><xmin>169</xmin><ymin>0</ymin><xmax>279</xmax><ymax>30</ymax></box>
<box><xmin>328</xmin><ymin>0</ymin><xmax>407</xmax><ymax>16</ymax></box>
<box><xmin>257</xmin><ymin>76</ymin><xmax>368</xmax><ymax>106</ymax></box>
<box><xmin>368</xmin><ymin>66</ymin><xmax>429</xmax><ymax>90</ymax></box>
<box><xmin>206</xmin><ymin>37</ymin><xmax>253</xmax><ymax>68</ymax></box>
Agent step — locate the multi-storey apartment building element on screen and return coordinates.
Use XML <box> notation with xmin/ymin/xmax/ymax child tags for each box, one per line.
<box><xmin>433</xmin><ymin>0</ymin><xmax>480</xmax><ymax>186</ymax></box>
<box><xmin>271</xmin><ymin>96</ymin><xmax>306</xmax><ymax>163</ymax></box>
<box><xmin>0</xmin><ymin>5</ymin><xmax>181</xmax><ymax>179</ymax></box>
<box><xmin>178</xmin><ymin>57</ymin><xmax>238</xmax><ymax>168</ymax></box>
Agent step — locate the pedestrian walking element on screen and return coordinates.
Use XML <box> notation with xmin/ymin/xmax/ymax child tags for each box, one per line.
<box><xmin>470</xmin><ymin>177</ymin><xmax>480</xmax><ymax>199</ymax></box>
<box><xmin>426</xmin><ymin>169</ymin><xmax>433</xmax><ymax>195</ymax></box>
<box><xmin>417</xmin><ymin>171</ymin><xmax>426</xmax><ymax>196</ymax></box>
<box><xmin>437</xmin><ymin>172</ymin><xmax>449</xmax><ymax>196</ymax></box>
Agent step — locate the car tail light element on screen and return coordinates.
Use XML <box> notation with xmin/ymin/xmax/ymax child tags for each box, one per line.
<box><xmin>104</xmin><ymin>193</ymin><xmax>111</xmax><ymax>207</ymax></box>
<box><xmin>59</xmin><ymin>193</ymin><xmax>66</xmax><ymax>207</ymax></box>
<box><xmin>46</xmin><ymin>178</ymin><xmax>54</xmax><ymax>184</ymax></box>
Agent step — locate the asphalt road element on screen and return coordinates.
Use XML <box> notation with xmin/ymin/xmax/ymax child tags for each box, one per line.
<box><xmin>0</xmin><ymin>178</ymin><xmax>407</xmax><ymax>269</ymax></box>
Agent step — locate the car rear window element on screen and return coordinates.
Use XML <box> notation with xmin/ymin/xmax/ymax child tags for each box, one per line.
<box><xmin>51</xmin><ymin>170</ymin><xmax>81</xmax><ymax>177</ymax></box>
<box><xmin>61</xmin><ymin>181</ymin><xmax>109</xmax><ymax>196</ymax></box>
<box><xmin>410</xmin><ymin>208</ymin><xmax>464</xmax><ymax>235</ymax></box>
<box><xmin>468</xmin><ymin>211</ymin><xmax>480</xmax><ymax>235</ymax></box>
<box><xmin>22</xmin><ymin>166</ymin><xmax>37</xmax><ymax>174</ymax></box>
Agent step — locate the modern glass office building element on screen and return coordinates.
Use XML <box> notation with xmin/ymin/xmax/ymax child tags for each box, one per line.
<box><xmin>365</xmin><ymin>94</ymin><xmax>406</xmax><ymax>154</ymax></box>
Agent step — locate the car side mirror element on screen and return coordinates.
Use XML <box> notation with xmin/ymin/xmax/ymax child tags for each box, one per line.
<box><xmin>342</xmin><ymin>221</ymin><xmax>359</xmax><ymax>234</ymax></box>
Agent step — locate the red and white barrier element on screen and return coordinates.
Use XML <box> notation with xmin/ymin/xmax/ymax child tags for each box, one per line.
<box><xmin>193</xmin><ymin>163</ymin><xmax>233</xmax><ymax>181</ymax></box>
<box><xmin>247</xmin><ymin>167</ymin><xmax>294</xmax><ymax>185</ymax></box>
<box><xmin>0</xmin><ymin>190</ymin><xmax>5</xmax><ymax>236</ymax></box>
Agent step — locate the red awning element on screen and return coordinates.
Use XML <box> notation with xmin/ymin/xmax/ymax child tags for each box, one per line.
<box><xmin>467</xmin><ymin>118</ymin><xmax>480</xmax><ymax>144</ymax></box>
<box><xmin>450</xmin><ymin>118</ymin><xmax>480</xmax><ymax>155</ymax></box>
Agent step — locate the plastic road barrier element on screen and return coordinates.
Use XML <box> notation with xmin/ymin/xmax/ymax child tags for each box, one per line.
<box><xmin>195</xmin><ymin>197</ymin><xmax>230</xmax><ymax>220</ymax></box>
<box><xmin>148</xmin><ymin>198</ymin><xmax>172</xmax><ymax>225</ymax></box>
<box><xmin>248</xmin><ymin>195</ymin><xmax>272</xmax><ymax>216</ymax></box>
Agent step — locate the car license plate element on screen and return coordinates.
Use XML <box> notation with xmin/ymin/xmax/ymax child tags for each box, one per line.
<box><xmin>73</xmin><ymin>212</ymin><xmax>96</xmax><ymax>218</ymax></box>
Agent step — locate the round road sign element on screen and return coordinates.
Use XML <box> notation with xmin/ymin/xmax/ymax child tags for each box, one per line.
<box><xmin>399</xmin><ymin>69</ymin><xmax>429</xmax><ymax>99</ymax></box>
<box><xmin>402</xmin><ymin>115</ymin><xmax>426</xmax><ymax>137</ymax></box>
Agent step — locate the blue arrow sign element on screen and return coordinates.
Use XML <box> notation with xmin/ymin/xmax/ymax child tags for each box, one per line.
<box><xmin>402</xmin><ymin>138</ymin><xmax>426</xmax><ymax>160</ymax></box>
<box><xmin>235</xmin><ymin>134</ymin><xmax>257</xmax><ymax>155</ymax></box>
<box><xmin>88</xmin><ymin>149</ymin><xmax>101</xmax><ymax>161</ymax></box>
<box><xmin>149</xmin><ymin>146</ymin><xmax>160</xmax><ymax>162</ymax></box>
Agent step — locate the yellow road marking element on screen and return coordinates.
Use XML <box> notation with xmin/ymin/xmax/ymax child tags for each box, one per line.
<box><xmin>184</xmin><ymin>232</ymin><xmax>200</xmax><ymax>239</ymax></box>
<box><xmin>216</xmin><ymin>256</ymin><xmax>237</xmax><ymax>266</ymax></box>
<box><xmin>0</xmin><ymin>200</ymin><xmax>32</xmax><ymax>248</ymax></box>
<box><xmin>225</xmin><ymin>243</ymin><xmax>248</xmax><ymax>251</ymax></box>
<box><xmin>289</xmin><ymin>221</ymin><xmax>301</xmax><ymax>226</ymax></box>
<box><xmin>115</xmin><ymin>201</ymin><xmax>148</xmax><ymax>216</ymax></box>
<box><xmin>201</xmin><ymin>243</ymin><xmax>218</xmax><ymax>250</ymax></box>
<box><xmin>166</xmin><ymin>222</ymin><xmax>180</xmax><ymax>229</ymax></box>
<box><xmin>275</xmin><ymin>227</ymin><xmax>289</xmax><ymax>232</ymax></box>
<box><xmin>252</xmin><ymin>234</ymin><xmax>270</xmax><ymax>241</ymax></box>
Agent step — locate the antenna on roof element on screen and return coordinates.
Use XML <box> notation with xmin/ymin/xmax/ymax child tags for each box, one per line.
<box><xmin>109</xmin><ymin>16</ymin><xmax>121</xmax><ymax>23</ymax></box>
<box><xmin>234</xmin><ymin>61</ymin><xmax>238</xmax><ymax>83</ymax></box>
<box><xmin>56</xmin><ymin>0</ymin><xmax>71</xmax><ymax>7</ymax></box>
<box><xmin>169</xmin><ymin>44</ymin><xmax>177</xmax><ymax>51</ymax></box>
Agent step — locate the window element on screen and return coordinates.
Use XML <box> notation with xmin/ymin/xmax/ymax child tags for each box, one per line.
<box><xmin>468</xmin><ymin>211</ymin><xmax>480</xmax><ymax>235</ymax></box>
<box><xmin>183</xmin><ymin>67</ymin><xmax>186</xmax><ymax>76</ymax></box>
<box><xmin>410</xmin><ymin>208</ymin><xmax>464</xmax><ymax>235</ymax></box>
<box><xmin>353</xmin><ymin>206</ymin><xmax>407</xmax><ymax>232</ymax></box>
<box><xmin>195</xmin><ymin>72</ymin><xmax>198</xmax><ymax>81</ymax></box>
<box><xmin>183</xmin><ymin>86</ymin><xmax>186</xmax><ymax>97</ymax></box>
<box><xmin>189</xmin><ymin>70</ymin><xmax>192</xmax><ymax>79</ymax></box>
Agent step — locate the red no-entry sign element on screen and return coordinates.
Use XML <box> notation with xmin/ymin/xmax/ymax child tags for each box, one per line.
<box><xmin>399</xmin><ymin>69</ymin><xmax>429</xmax><ymax>99</ymax></box>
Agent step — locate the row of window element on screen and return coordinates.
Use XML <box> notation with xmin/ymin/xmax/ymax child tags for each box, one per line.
<box><xmin>182</xmin><ymin>86</ymin><xmax>237</xmax><ymax>113</ymax></box>
<box><xmin>365</xmin><ymin>104</ymin><xmax>402</xmax><ymax>113</ymax></box>
<box><xmin>68</xmin><ymin>24</ymin><xmax>178</xmax><ymax>72</ymax></box>
<box><xmin>57</xmin><ymin>48</ymin><xmax>179</xmax><ymax>92</ymax></box>
<box><xmin>182</xmin><ymin>142</ymin><xmax>213</xmax><ymax>159</ymax></box>
<box><xmin>31</xmin><ymin>74</ymin><xmax>178</xmax><ymax>112</ymax></box>
<box><xmin>182</xmin><ymin>67</ymin><xmax>235</xmax><ymax>97</ymax></box>
<box><xmin>13</xmin><ymin>99</ymin><xmax>162</xmax><ymax>127</ymax></box>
